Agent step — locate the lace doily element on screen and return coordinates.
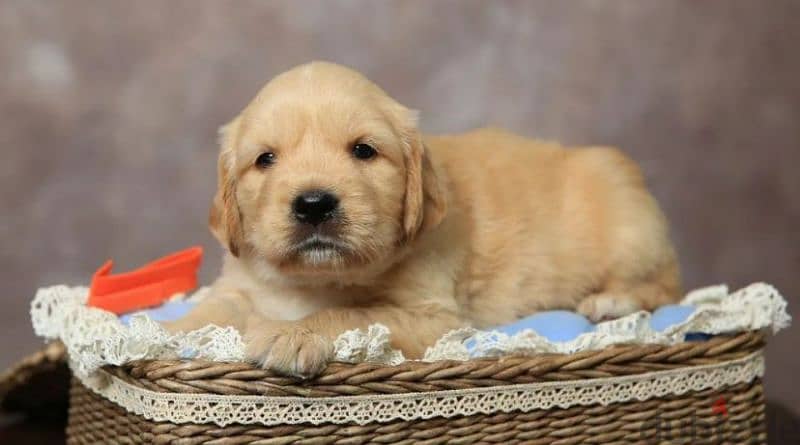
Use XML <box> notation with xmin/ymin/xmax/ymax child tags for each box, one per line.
<box><xmin>75</xmin><ymin>351</ymin><xmax>765</xmax><ymax>426</ymax></box>
<box><xmin>32</xmin><ymin>283</ymin><xmax>789</xmax><ymax>376</ymax></box>
<box><xmin>424</xmin><ymin>283</ymin><xmax>790</xmax><ymax>361</ymax></box>
<box><xmin>30</xmin><ymin>286</ymin><xmax>400</xmax><ymax>377</ymax></box>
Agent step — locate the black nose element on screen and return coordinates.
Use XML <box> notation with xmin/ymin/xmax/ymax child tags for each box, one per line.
<box><xmin>292</xmin><ymin>190</ymin><xmax>339</xmax><ymax>226</ymax></box>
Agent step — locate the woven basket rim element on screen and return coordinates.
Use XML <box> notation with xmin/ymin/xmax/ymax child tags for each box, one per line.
<box><xmin>107</xmin><ymin>331</ymin><xmax>765</xmax><ymax>398</ymax></box>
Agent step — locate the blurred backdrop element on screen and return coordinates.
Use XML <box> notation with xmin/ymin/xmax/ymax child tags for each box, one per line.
<box><xmin>1</xmin><ymin>0</ymin><xmax>798</xmax><ymax>417</ymax></box>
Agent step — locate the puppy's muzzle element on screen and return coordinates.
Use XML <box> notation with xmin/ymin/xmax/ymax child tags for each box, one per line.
<box><xmin>292</xmin><ymin>189</ymin><xmax>339</xmax><ymax>226</ymax></box>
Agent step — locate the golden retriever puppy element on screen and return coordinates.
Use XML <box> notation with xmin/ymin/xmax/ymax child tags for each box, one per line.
<box><xmin>166</xmin><ymin>62</ymin><xmax>681</xmax><ymax>376</ymax></box>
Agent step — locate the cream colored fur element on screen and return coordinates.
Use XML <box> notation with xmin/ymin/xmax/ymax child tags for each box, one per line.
<box><xmin>166</xmin><ymin>62</ymin><xmax>681</xmax><ymax>377</ymax></box>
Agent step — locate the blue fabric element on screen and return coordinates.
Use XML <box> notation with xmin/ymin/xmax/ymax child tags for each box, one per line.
<box><xmin>119</xmin><ymin>300</ymin><xmax>197</xmax><ymax>326</ymax></box>
<box><xmin>495</xmin><ymin>311</ymin><xmax>596</xmax><ymax>342</ymax></box>
<box><xmin>475</xmin><ymin>304</ymin><xmax>702</xmax><ymax>346</ymax></box>
<box><xmin>649</xmin><ymin>305</ymin><xmax>696</xmax><ymax>331</ymax></box>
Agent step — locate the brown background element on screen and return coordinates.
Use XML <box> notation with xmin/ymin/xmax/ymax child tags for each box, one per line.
<box><xmin>1</xmin><ymin>0</ymin><xmax>798</xmax><ymax>422</ymax></box>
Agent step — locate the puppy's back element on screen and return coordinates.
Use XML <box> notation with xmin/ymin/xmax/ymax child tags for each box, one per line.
<box><xmin>425</xmin><ymin>128</ymin><xmax>680</xmax><ymax>327</ymax></box>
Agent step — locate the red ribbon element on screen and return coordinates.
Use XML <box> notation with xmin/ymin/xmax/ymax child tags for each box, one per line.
<box><xmin>87</xmin><ymin>246</ymin><xmax>203</xmax><ymax>314</ymax></box>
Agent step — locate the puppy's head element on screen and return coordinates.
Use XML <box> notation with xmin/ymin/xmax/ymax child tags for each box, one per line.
<box><xmin>210</xmin><ymin>62</ymin><xmax>446</xmax><ymax>279</ymax></box>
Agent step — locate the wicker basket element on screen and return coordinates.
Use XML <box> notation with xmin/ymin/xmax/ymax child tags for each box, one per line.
<box><xmin>47</xmin><ymin>331</ymin><xmax>766</xmax><ymax>444</ymax></box>
<box><xmin>0</xmin><ymin>341</ymin><xmax>69</xmax><ymax>417</ymax></box>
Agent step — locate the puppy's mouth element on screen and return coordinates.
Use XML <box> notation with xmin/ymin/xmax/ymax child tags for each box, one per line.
<box><xmin>296</xmin><ymin>236</ymin><xmax>340</xmax><ymax>251</ymax></box>
<box><xmin>289</xmin><ymin>234</ymin><xmax>350</xmax><ymax>265</ymax></box>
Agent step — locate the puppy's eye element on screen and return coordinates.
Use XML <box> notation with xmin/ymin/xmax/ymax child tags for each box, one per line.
<box><xmin>255</xmin><ymin>152</ymin><xmax>275</xmax><ymax>168</ymax></box>
<box><xmin>352</xmin><ymin>143</ymin><xmax>377</xmax><ymax>160</ymax></box>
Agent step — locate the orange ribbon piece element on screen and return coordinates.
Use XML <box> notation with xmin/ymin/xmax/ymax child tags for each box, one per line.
<box><xmin>87</xmin><ymin>246</ymin><xmax>203</xmax><ymax>314</ymax></box>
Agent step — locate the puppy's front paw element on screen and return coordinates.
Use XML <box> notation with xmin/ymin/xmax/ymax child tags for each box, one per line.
<box><xmin>577</xmin><ymin>294</ymin><xmax>642</xmax><ymax>322</ymax></box>
<box><xmin>245</xmin><ymin>323</ymin><xmax>334</xmax><ymax>377</ymax></box>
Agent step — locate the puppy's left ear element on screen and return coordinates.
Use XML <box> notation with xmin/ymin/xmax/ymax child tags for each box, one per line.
<box><xmin>401</xmin><ymin>110</ymin><xmax>447</xmax><ymax>242</ymax></box>
<box><xmin>209</xmin><ymin>116</ymin><xmax>245</xmax><ymax>256</ymax></box>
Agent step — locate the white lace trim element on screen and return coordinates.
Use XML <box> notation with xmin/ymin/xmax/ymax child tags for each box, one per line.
<box><xmin>424</xmin><ymin>283</ymin><xmax>790</xmax><ymax>361</ymax></box>
<box><xmin>30</xmin><ymin>285</ymin><xmax>400</xmax><ymax>377</ymax></box>
<box><xmin>75</xmin><ymin>351</ymin><xmax>765</xmax><ymax>426</ymax></box>
<box><xmin>32</xmin><ymin>283</ymin><xmax>789</xmax><ymax>376</ymax></box>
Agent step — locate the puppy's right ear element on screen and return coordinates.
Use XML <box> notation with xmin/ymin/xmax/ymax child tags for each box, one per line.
<box><xmin>209</xmin><ymin>116</ymin><xmax>244</xmax><ymax>257</ymax></box>
<box><xmin>401</xmin><ymin>110</ymin><xmax>447</xmax><ymax>242</ymax></box>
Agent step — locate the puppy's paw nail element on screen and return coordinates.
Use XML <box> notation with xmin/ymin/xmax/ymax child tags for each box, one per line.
<box><xmin>246</xmin><ymin>327</ymin><xmax>333</xmax><ymax>378</ymax></box>
<box><xmin>294</xmin><ymin>333</ymin><xmax>334</xmax><ymax>377</ymax></box>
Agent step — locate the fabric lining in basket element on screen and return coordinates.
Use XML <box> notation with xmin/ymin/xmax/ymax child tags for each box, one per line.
<box><xmin>31</xmin><ymin>282</ymin><xmax>790</xmax><ymax>377</ymax></box>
